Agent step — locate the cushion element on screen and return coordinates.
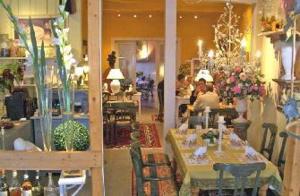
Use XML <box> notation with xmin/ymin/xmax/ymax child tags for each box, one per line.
<box><xmin>142</xmin><ymin>153</ymin><xmax>170</xmax><ymax>165</ymax></box>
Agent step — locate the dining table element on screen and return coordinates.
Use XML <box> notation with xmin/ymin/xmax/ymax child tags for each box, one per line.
<box><xmin>167</xmin><ymin>128</ymin><xmax>282</xmax><ymax>196</ymax></box>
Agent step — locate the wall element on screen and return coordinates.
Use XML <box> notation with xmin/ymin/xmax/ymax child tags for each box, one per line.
<box><xmin>102</xmin><ymin>4</ymin><xmax>253</xmax><ymax>72</ymax></box>
<box><xmin>0</xmin><ymin>0</ymin><xmax>82</xmax><ymax>60</ymax></box>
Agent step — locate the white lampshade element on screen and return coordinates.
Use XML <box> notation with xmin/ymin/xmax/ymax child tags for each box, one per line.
<box><xmin>195</xmin><ymin>69</ymin><xmax>213</xmax><ymax>82</ymax></box>
<box><xmin>107</xmin><ymin>68</ymin><xmax>124</xmax><ymax>80</ymax></box>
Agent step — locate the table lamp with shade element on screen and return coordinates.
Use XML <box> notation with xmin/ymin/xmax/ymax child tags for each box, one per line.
<box><xmin>195</xmin><ymin>69</ymin><xmax>213</xmax><ymax>82</ymax></box>
<box><xmin>107</xmin><ymin>68</ymin><xmax>124</xmax><ymax>94</ymax></box>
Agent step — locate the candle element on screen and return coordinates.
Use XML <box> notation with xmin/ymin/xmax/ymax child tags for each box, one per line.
<box><xmin>217</xmin><ymin>115</ymin><xmax>225</xmax><ymax>153</ymax></box>
<box><xmin>197</xmin><ymin>40</ymin><xmax>203</xmax><ymax>59</ymax></box>
<box><xmin>204</xmin><ymin>106</ymin><xmax>210</xmax><ymax>130</ymax></box>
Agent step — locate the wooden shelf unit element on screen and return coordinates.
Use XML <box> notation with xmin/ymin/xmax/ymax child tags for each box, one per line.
<box><xmin>0</xmin><ymin>0</ymin><xmax>104</xmax><ymax>195</ymax></box>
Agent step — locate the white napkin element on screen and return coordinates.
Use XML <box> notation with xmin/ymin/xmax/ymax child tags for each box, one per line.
<box><xmin>186</xmin><ymin>134</ymin><xmax>197</xmax><ymax>143</ymax></box>
<box><xmin>178</xmin><ymin>123</ymin><xmax>188</xmax><ymax>133</ymax></box>
<box><xmin>230</xmin><ymin>133</ymin><xmax>240</xmax><ymax>142</ymax></box>
<box><xmin>193</xmin><ymin>146</ymin><xmax>207</xmax><ymax>157</ymax></box>
<box><xmin>245</xmin><ymin>146</ymin><xmax>257</xmax><ymax>157</ymax></box>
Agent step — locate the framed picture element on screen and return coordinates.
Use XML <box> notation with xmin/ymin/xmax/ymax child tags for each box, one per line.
<box><xmin>15</xmin><ymin>17</ymin><xmax>54</xmax><ymax>46</ymax></box>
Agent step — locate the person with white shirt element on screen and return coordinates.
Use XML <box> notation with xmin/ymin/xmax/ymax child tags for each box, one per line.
<box><xmin>193</xmin><ymin>83</ymin><xmax>219</xmax><ymax>112</ymax></box>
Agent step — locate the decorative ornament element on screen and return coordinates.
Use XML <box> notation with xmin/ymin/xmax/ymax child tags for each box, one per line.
<box><xmin>213</xmin><ymin>2</ymin><xmax>243</xmax><ymax>69</ymax></box>
<box><xmin>283</xmin><ymin>98</ymin><xmax>300</xmax><ymax>122</ymax></box>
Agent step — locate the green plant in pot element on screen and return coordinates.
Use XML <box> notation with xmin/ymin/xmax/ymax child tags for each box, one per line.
<box><xmin>201</xmin><ymin>130</ymin><xmax>218</xmax><ymax>146</ymax></box>
<box><xmin>53</xmin><ymin>120</ymin><xmax>89</xmax><ymax>151</ymax></box>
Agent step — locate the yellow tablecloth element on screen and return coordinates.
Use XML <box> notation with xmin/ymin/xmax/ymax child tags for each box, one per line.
<box><xmin>167</xmin><ymin>129</ymin><xmax>282</xmax><ymax>196</ymax></box>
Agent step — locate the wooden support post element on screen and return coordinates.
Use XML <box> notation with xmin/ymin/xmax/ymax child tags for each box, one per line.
<box><xmin>164</xmin><ymin>0</ymin><xmax>177</xmax><ymax>149</ymax></box>
<box><xmin>0</xmin><ymin>151</ymin><xmax>101</xmax><ymax>170</ymax></box>
<box><xmin>88</xmin><ymin>0</ymin><xmax>104</xmax><ymax>195</ymax></box>
<box><xmin>283</xmin><ymin>121</ymin><xmax>300</xmax><ymax>196</ymax></box>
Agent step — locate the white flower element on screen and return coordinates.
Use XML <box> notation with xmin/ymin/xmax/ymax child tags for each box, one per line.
<box><xmin>52</xmin><ymin>38</ymin><xmax>60</xmax><ymax>46</ymax></box>
<box><xmin>63</xmin><ymin>45</ymin><xmax>72</xmax><ymax>55</ymax></box>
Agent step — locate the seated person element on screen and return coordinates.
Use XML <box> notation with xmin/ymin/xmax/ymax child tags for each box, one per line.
<box><xmin>190</xmin><ymin>78</ymin><xmax>206</xmax><ymax>104</ymax></box>
<box><xmin>176</xmin><ymin>74</ymin><xmax>187</xmax><ymax>96</ymax></box>
<box><xmin>193</xmin><ymin>83</ymin><xmax>219</xmax><ymax>111</ymax></box>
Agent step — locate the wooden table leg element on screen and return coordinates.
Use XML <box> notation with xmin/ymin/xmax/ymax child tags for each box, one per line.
<box><xmin>259</xmin><ymin>184</ymin><xmax>269</xmax><ymax>196</ymax></box>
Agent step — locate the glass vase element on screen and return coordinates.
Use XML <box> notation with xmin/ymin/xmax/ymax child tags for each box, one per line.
<box><xmin>37</xmin><ymin>65</ymin><xmax>54</xmax><ymax>152</ymax></box>
<box><xmin>44</xmin><ymin>172</ymin><xmax>58</xmax><ymax>196</ymax></box>
<box><xmin>63</xmin><ymin>112</ymin><xmax>74</xmax><ymax>152</ymax></box>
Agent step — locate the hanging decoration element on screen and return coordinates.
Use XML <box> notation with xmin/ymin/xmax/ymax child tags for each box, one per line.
<box><xmin>213</xmin><ymin>2</ymin><xmax>244</xmax><ymax>69</ymax></box>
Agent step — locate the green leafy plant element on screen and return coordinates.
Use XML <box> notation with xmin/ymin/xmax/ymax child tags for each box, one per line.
<box><xmin>53</xmin><ymin>120</ymin><xmax>90</xmax><ymax>151</ymax></box>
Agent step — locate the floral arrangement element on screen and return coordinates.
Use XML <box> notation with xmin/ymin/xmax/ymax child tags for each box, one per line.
<box><xmin>214</xmin><ymin>65</ymin><xmax>266</xmax><ymax>102</ymax></box>
<box><xmin>51</xmin><ymin>0</ymin><xmax>77</xmax><ymax>113</ymax></box>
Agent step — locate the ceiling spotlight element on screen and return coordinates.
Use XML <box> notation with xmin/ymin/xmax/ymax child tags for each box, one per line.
<box><xmin>133</xmin><ymin>14</ymin><xmax>137</xmax><ymax>18</ymax></box>
<box><xmin>194</xmin><ymin>15</ymin><xmax>198</xmax><ymax>19</ymax></box>
<box><xmin>179</xmin><ymin>15</ymin><xmax>183</xmax><ymax>19</ymax></box>
<box><xmin>117</xmin><ymin>13</ymin><xmax>121</xmax><ymax>17</ymax></box>
<box><xmin>148</xmin><ymin>14</ymin><xmax>153</xmax><ymax>18</ymax></box>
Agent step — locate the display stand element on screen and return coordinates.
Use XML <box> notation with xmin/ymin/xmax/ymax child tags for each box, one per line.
<box><xmin>0</xmin><ymin>0</ymin><xmax>104</xmax><ymax>195</ymax></box>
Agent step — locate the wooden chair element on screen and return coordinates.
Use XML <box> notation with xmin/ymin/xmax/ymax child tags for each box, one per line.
<box><xmin>277</xmin><ymin>131</ymin><xmax>288</xmax><ymax>177</ymax></box>
<box><xmin>130</xmin><ymin>148</ymin><xmax>178</xmax><ymax>196</ymax></box>
<box><xmin>260</xmin><ymin>123</ymin><xmax>277</xmax><ymax>160</ymax></box>
<box><xmin>130</xmin><ymin>125</ymin><xmax>171</xmax><ymax>167</ymax></box>
<box><xmin>213</xmin><ymin>163</ymin><xmax>266</xmax><ymax>196</ymax></box>
<box><xmin>188</xmin><ymin>115</ymin><xmax>203</xmax><ymax>129</ymax></box>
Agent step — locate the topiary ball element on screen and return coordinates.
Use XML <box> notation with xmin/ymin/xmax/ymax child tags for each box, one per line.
<box><xmin>53</xmin><ymin>120</ymin><xmax>90</xmax><ymax>151</ymax></box>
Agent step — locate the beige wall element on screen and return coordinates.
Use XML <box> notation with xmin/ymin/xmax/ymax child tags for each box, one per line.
<box><xmin>0</xmin><ymin>0</ymin><xmax>82</xmax><ymax>60</ymax></box>
<box><xmin>102</xmin><ymin>4</ymin><xmax>253</xmax><ymax>72</ymax></box>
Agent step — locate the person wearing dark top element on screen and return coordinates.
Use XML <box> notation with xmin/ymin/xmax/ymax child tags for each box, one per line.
<box><xmin>190</xmin><ymin>78</ymin><xmax>206</xmax><ymax>104</ymax></box>
<box><xmin>157</xmin><ymin>79</ymin><xmax>164</xmax><ymax>122</ymax></box>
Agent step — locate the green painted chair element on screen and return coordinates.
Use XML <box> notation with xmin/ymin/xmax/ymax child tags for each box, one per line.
<box><xmin>188</xmin><ymin>115</ymin><xmax>203</xmax><ymax>129</ymax></box>
<box><xmin>213</xmin><ymin>163</ymin><xmax>266</xmax><ymax>196</ymax></box>
<box><xmin>130</xmin><ymin>148</ymin><xmax>178</xmax><ymax>196</ymax></box>
<box><xmin>277</xmin><ymin>131</ymin><xmax>288</xmax><ymax>177</ymax></box>
<box><xmin>260</xmin><ymin>123</ymin><xmax>277</xmax><ymax>160</ymax></box>
<box><xmin>130</xmin><ymin>124</ymin><xmax>171</xmax><ymax>167</ymax></box>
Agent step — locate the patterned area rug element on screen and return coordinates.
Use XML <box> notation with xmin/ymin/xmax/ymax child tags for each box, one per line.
<box><xmin>105</xmin><ymin>123</ymin><xmax>161</xmax><ymax>148</ymax></box>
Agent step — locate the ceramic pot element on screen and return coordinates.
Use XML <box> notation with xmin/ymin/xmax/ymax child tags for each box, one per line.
<box><xmin>281</xmin><ymin>45</ymin><xmax>296</xmax><ymax>80</ymax></box>
<box><xmin>235</xmin><ymin>98</ymin><xmax>248</xmax><ymax>122</ymax></box>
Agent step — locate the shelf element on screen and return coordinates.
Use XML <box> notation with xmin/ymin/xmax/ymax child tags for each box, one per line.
<box><xmin>272</xmin><ymin>79</ymin><xmax>300</xmax><ymax>87</ymax></box>
<box><xmin>0</xmin><ymin>57</ymin><xmax>27</xmax><ymax>60</ymax></box>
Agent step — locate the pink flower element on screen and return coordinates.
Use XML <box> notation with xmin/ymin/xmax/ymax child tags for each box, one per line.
<box><xmin>234</xmin><ymin>66</ymin><xmax>242</xmax><ymax>73</ymax></box>
<box><xmin>250</xmin><ymin>85</ymin><xmax>259</xmax><ymax>92</ymax></box>
<box><xmin>259</xmin><ymin>86</ymin><xmax>266</xmax><ymax>96</ymax></box>
<box><xmin>229</xmin><ymin>76</ymin><xmax>236</xmax><ymax>83</ymax></box>
<box><xmin>232</xmin><ymin>86</ymin><xmax>241</xmax><ymax>94</ymax></box>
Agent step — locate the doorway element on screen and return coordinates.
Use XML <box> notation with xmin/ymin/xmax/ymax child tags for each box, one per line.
<box><xmin>114</xmin><ymin>39</ymin><xmax>165</xmax><ymax>114</ymax></box>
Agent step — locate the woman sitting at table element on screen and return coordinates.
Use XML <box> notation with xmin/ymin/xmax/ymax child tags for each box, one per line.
<box><xmin>176</xmin><ymin>74</ymin><xmax>187</xmax><ymax>96</ymax></box>
<box><xmin>190</xmin><ymin>78</ymin><xmax>206</xmax><ymax>104</ymax></box>
<box><xmin>193</xmin><ymin>83</ymin><xmax>219</xmax><ymax>111</ymax></box>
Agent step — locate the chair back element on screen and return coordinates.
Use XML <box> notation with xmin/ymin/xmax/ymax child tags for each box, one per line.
<box><xmin>278</xmin><ymin>131</ymin><xmax>288</xmax><ymax>168</ymax></box>
<box><xmin>188</xmin><ymin>116</ymin><xmax>203</xmax><ymax>129</ymax></box>
<box><xmin>192</xmin><ymin>108</ymin><xmax>219</xmax><ymax>128</ymax></box>
<box><xmin>260</xmin><ymin>123</ymin><xmax>277</xmax><ymax>160</ymax></box>
<box><xmin>213</xmin><ymin>163</ymin><xmax>266</xmax><ymax>196</ymax></box>
<box><xmin>130</xmin><ymin>147</ymin><xmax>145</xmax><ymax>196</ymax></box>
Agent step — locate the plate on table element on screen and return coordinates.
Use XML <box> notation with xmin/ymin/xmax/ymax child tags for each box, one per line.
<box><xmin>183</xmin><ymin>153</ymin><xmax>213</xmax><ymax>165</ymax></box>
<box><xmin>239</xmin><ymin>154</ymin><xmax>266</xmax><ymax>163</ymax></box>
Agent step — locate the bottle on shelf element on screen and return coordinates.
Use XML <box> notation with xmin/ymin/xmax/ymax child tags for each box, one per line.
<box><xmin>0</xmin><ymin>171</ymin><xmax>9</xmax><ymax>196</ymax></box>
<box><xmin>44</xmin><ymin>173</ymin><xmax>58</xmax><ymax>196</ymax></box>
<box><xmin>21</xmin><ymin>172</ymin><xmax>32</xmax><ymax>196</ymax></box>
<box><xmin>32</xmin><ymin>171</ymin><xmax>43</xmax><ymax>196</ymax></box>
<box><xmin>9</xmin><ymin>170</ymin><xmax>21</xmax><ymax>196</ymax></box>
